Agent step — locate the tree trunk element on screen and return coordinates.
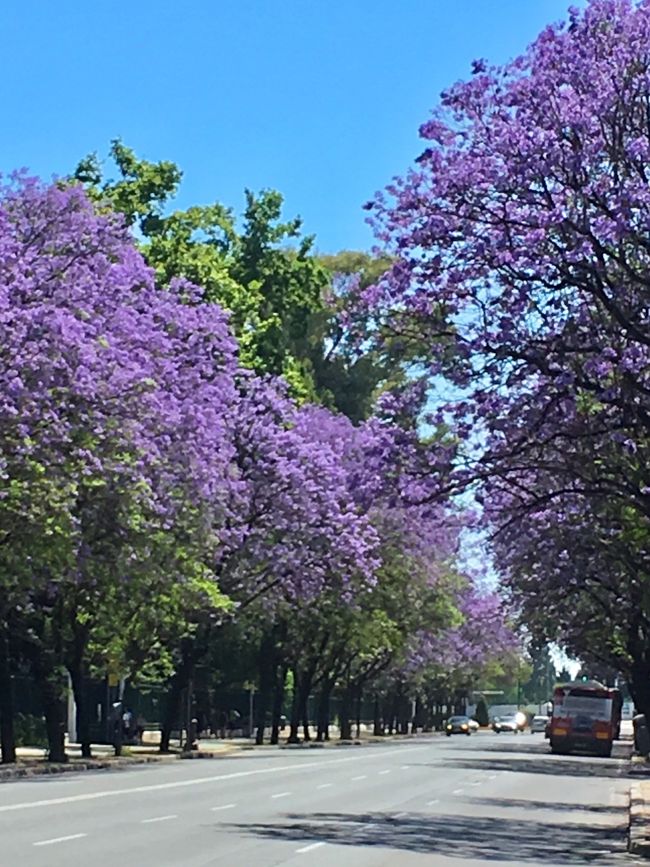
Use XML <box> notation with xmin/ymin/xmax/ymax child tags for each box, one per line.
<box><xmin>412</xmin><ymin>695</ymin><xmax>423</xmax><ymax>734</ymax></box>
<box><xmin>160</xmin><ymin>637</ymin><xmax>203</xmax><ymax>754</ymax></box>
<box><xmin>68</xmin><ymin>659</ymin><xmax>92</xmax><ymax>759</ymax></box>
<box><xmin>630</xmin><ymin>658</ymin><xmax>650</xmax><ymax>716</ymax></box>
<box><xmin>0</xmin><ymin>626</ymin><xmax>16</xmax><ymax>764</ymax></box>
<box><xmin>288</xmin><ymin>667</ymin><xmax>316</xmax><ymax>744</ymax></box>
<box><xmin>397</xmin><ymin>691</ymin><xmax>409</xmax><ymax>734</ymax></box>
<box><xmin>287</xmin><ymin>671</ymin><xmax>302</xmax><ymax>744</ymax></box>
<box><xmin>301</xmin><ymin>691</ymin><xmax>311</xmax><ymax>742</ymax></box>
<box><xmin>270</xmin><ymin>664</ymin><xmax>287</xmax><ymax>745</ymax></box>
<box><xmin>255</xmin><ymin>632</ymin><xmax>275</xmax><ymax>745</ymax></box>
<box><xmin>339</xmin><ymin>685</ymin><xmax>353</xmax><ymax>740</ymax></box>
<box><xmin>160</xmin><ymin>627</ymin><xmax>214</xmax><ymax>753</ymax></box>
<box><xmin>38</xmin><ymin>671</ymin><xmax>67</xmax><ymax>763</ymax></box>
<box><xmin>316</xmin><ymin>686</ymin><xmax>332</xmax><ymax>742</ymax></box>
<box><xmin>423</xmin><ymin>697</ymin><xmax>433</xmax><ymax>733</ymax></box>
<box><xmin>160</xmin><ymin>670</ymin><xmax>185</xmax><ymax>753</ymax></box>
<box><xmin>355</xmin><ymin>685</ymin><xmax>362</xmax><ymax>739</ymax></box>
<box><xmin>373</xmin><ymin>694</ymin><xmax>383</xmax><ymax>737</ymax></box>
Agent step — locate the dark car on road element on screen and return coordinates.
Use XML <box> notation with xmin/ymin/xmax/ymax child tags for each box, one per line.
<box><xmin>446</xmin><ymin>715</ymin><xmax>472</xmax><ymax>736</ymax></box>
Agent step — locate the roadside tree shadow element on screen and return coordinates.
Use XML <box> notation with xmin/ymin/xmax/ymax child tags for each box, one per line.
<box><xmin>463</xmin><ymin>796</ymin><xmax>627</xmax><ymax>815</ymax></box>
<box><xmin>448</xmin><ymin>739</ymin><xmax>631</xmax><ymax>760</ymax></box>
<box><xmin>228</xmin><ymin>811</ymin><xmax>629</xmax><ymax>864</ymax></box>
<box><xmin>410</xmin><ymin>754</ymin><xmax>633</xmax><ymax>780</ymax></box>
<box><xmin>447</xmin><ymin>739</ymin><xmax>549</xmax><ymax>756</ymax></box>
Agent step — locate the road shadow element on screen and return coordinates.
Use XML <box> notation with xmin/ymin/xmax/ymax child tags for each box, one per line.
<box><xmin>448</xmin><ymin>739</ymin><xmax>631</xmax><ymax>760</ymax></box>
<box><xmin>228</xmin><ymin>811</ymin><xmax>629</xmax><ymax>864</ymax></box>
<box><xmin>463</xmin><ymin>795</ymin><xmax>627</xmax><ymax>815</ymax></box>
<box><xmin>447</xmin><ymin>739</ymin><xmax>549</xmax><ymax>756</ymax></box>
<box><xmin>410</xmin><ymin>757</ymin><xmax>632</xmax><ymax>779</ymax></box>
<box><xmin>408</xmin><ymin>741</ymin><xmax>632</xmax><ymax>781</ymax></box>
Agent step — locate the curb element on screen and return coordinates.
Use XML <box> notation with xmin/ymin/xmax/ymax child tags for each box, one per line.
<box><xmin>179</xmin><ymin>748</ymin><xmax>241</xmax><ymax>759</ymax></box>
<box><xmin>630</xmin><ymin>783</ymin><xmax>650</xmax><ymax>857</ymax></box>
<box><xmin>0</xmin><ymin>754</ymin><xmax>176</xmax><ymax>783</ymax></box>
<box><xmin>0</xmin><ymin>731</ymin><xmax>444</xmax><ymax>780</ymax></box>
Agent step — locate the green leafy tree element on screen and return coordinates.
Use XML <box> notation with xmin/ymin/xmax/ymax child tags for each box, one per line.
<box><xmin>74</xmin><ymin>142</ymin><xmax>328</xmax><ymax>400</ymax></box>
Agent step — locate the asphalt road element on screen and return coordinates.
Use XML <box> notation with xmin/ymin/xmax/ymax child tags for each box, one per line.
<box><xmin>0</xmin><ymin>732</ymin><xmax>640</xmax><ymax>867</ymax></box>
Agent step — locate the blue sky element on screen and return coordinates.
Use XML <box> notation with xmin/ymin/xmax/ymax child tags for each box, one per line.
<box><xmin>1</xmin><ymin>1</ymin><xmax>580</xmax><ymax>252</ymax></box>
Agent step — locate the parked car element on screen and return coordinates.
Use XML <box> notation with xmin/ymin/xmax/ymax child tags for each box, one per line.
<box><xmin>530</xmin><ymin>714</ymin><xmax>550</xmax><ymax>734</ymax></box>
<box><xmin>446</xmin><ymin>715</ymin><xmax>472</xmax><ymax>736</ymax></box>
<box><xmin>492</xmin><ymin>714</ymin><xmax>521</xmax><ymax>734</ymax></box>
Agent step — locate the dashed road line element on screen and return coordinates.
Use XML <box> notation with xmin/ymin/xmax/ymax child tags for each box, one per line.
<box><xmin>351</xmin><ymin>775</ymin><xmax>367</xmax><ymax>781</ymax></box>
<box><xmin>141</xmin><ymin>814</ymin><xmax>177</xmax><ymax>824</ymax></box>
<box><xmin>0</xmin><ymin>745</ymin><xmax>433</xmax><ymax>815</ymax></box>
<box><xmin>33</xmin><ymin>833</ymin><xmax>87</xmax><ymax>847</ymax></box>
<box><xmin>427</xmin><ymin>799</ymin><xmax>439</xmax><ymax>806</ymax></box>
<box><xmin>296</xmin><ymin>841</ymin><xmax>326</xmax><ymax>854</ymax></box>
<box><xmin>379</xmin><ymin>770</ymin><xmax>391</xmax><ymax>775</ymax></box>
<box><xmin>211</xmin><ymin>803</ymin><xmax>236</xmax><ymax>811</ymax></box>
<box><xmin>271</xmin><ymin>792</ymin><xmax>291</xmax><ymax>799</ymax></box>
<box><xmin>317</xmin><ymin>783</ymin><xmax>333</xmax><ymax>790</ymax></box>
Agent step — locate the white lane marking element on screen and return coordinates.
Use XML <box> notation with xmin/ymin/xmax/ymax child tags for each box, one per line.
<box><xmin>393</xmin><ymin>811</ymin><xmax>407</xmax><ymax>819</ymax></box>
<box><xmin>488</xmin><ymin>774</ymin><xmax>498</xmax><ymax>780</ymax></box>
<box><xmin>427</xmin><ymin>799</ymin><xmax>439</xmax><ymax>806</ymax></box>
<box><xmin>141</xmin><ymin>814</ymin><xmax>177</xmax><ymax>824</ymax></box>
<box><xmin>271</xmin><ymin>792</ymin><xmax>290</xmax><ymax>799</ymax></box>
<box><xmin>33</xmin><ymin>833</ymin><xmax>87</xmax><ymax>847</ymax></box>
<box><xmin>470</xmin><ymin>781</ymin><xmax>481</xmax><ymax>787</ymax></box>
<box><xmin>317</xmin><ymin>783</ymin><xmax>333</xmax><ymax>790</ymax></box>
<box><xmin>379</xmin><ymin>770</ymin><xmax>391</xmax><ymax>775</ymax></box>
<box><xmin>351</xmin><ymin>775</ymin><xmax>367</xmax><ymax>781</ymax></box>
<box><xmin>452</xmin><ymin>789</ymin><xmax>464</xmax><ymax>795</ymax></box>
<box><xmin>211</xmin><ymin>803</ymin><xmax>236</xmax><ymax>812</ymax></box>
<box><xmin>400</xmin><ymin>765</ymin><xmax>409</xmax><ymax>770</ymax></box>
<box><xmin>0</xmin><ymin>746</ymin><xmax>432</xmax><ymax>814</ymax></box>
<box><xmin>296</xmin><ymin>841</ymin><xmax>326</xmax><ymax>854</ymax></box>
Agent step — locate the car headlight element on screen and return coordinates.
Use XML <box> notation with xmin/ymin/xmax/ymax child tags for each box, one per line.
<box><xmin>446</xmin><ymin>724</ymin><xmax>452</xmax><ymax>730</ymax></box>
<box><xmin>461</xmin><ymin>724</ymin><xmax>468</xmax><ymax>730</ymax></box>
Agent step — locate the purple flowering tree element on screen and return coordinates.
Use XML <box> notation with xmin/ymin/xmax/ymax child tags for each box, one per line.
<box><xmin>0</xmin><ymin>178</ymin><xmax>242</xmax><ymax>760</ymax></box>
<box><xmin>361</xmin><ymin>0</ymin><xmax>650</xmax><ymax>706</ymax></box>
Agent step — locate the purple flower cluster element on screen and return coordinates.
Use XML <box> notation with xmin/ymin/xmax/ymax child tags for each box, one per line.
<box><xmin>362</xmin><ymin>0</ymin><xmax>650</xmax><ymax>702</ymax></box>
<box><xmin>0</xmin><ymin>177</ymin><xmax>497</xmax><ymax>665</ymax></box>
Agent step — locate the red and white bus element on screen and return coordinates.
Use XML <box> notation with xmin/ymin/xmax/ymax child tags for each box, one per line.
<box><xmin>549</xmin><ymin>680</ymin><xmax>621</xmax><ymax>758</ymax></box>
